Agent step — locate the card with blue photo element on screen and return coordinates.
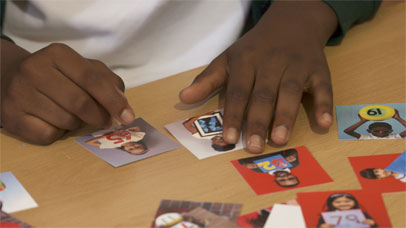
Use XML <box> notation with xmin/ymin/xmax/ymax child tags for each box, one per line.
<box><xmin>385</xmin><ymin>151</ymin><xmax>406</xmax><ymax>174</ymax></box>
<box><xmin>336</xmin><ymin>103</ymin><xmax>406</xmax><ymax>140</ymax></box>
<box><xmin>194</xmin><ymin>111</ymin><xmax>223</xmax><ymax>138</ymax></box>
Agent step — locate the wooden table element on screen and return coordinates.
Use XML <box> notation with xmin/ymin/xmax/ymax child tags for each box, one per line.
<box><xmin>1</xmin><ymin>2</ymin><xmax>405</xmax><ymax>227</ymax></box>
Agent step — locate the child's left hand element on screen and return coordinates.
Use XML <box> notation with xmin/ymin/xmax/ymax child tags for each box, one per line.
<box><xmin>180</xmin><ymin>1</ymin><xmax>338</xmax><ymax>153</ymax></box>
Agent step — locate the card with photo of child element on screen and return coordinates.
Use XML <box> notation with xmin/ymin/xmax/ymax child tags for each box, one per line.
<box><xmin>151</xmin><ymin>199</ymin><xmax>242</xmax><ymax>228</ymax></box>
<box><xmin>165</xmin><ymin>109</ymin><xmax>243</xmax><ymax>160</ymax></box>
<box><xmin>231</xmin><ymin>146</ymin><xmax>332</xmax><ymax>195</ymax></box>
<box><xmin>297</xmin><ymin>190</ymin><xmax>392</xmax><ymax>228</ymax></box>
<box><xmin>75</xmin><ymin>118</ymin><xmax>180</xmax><ymax>167</ymax></box>
<box><xmin>336</xmin><ymin>103</ymin><xmax>406</xmax><ymax>140</ymax></box>
<box><xmin>348</xmin><ymin>151</ymin><xmax>406</xmax><ymax>193</ymax></box>
<box><xmin>0</xmin><ymin>171</ymin><xmax>38</xmax><ymax>213</ymax></box>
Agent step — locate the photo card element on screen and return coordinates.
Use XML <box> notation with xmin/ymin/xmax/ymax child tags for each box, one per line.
<box><xmin>336</xmin><ymin>103</ymin><xmax>406</xmax><ymax>140</ymax></box>
<box><xmin>0</xmin><ymin>171</ymin><xmax>38</xmax><ymax>213</ymax></box>
<box><xmin>237</xmin><ymin>199</ymin><xmax>299</xmax><ymax>228</ymax></box>
<box><xmin>151</xmin><ymin>199</ymin><xmax>242</xmax><ymax>228</ymax></box>
<box><xmin>237</xmin><ymin>206</ymin><xmax>273</xmax><ymax>228</ymax></box>
<box><xmin>165</xmin><ymin>109</ymin><xmax>243</xmax><ymax>160</ymax></box>
<box><xmin>297</xmin><ymin>190</ymin><xmax>392</xmax><ymax>228</ymax></box>
<box><xmin>348</xmin><ymin>152</ymin><xmax>406</xmax><ymax>193</ymax></box>
<box><xmin>76</xmin><ymin>118</ymin><xmax>180</xmax><ymax>167</ymax></box>
<box><xmin>0</xmin><ymin>210</ymin><xmax>33</xmax><ymax>228</ymax></box>
<box><xmin>231</xmin><ymin>146</ymin><xmax>332</xmax><ymax>195</ymax></box>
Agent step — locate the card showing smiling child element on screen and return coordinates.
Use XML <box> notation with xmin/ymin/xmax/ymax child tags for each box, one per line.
<box><xmin>231</xmin><ymin>146</ymin><xmax>332</xmax><ymax>195</ymax></box>
<box><xmin>349</xmin><ymin>152</ymin><xmax>406</xmax><ymax>193</ymax></box>
<box><xmin>297</xmin><ymin>190</ymin><xmax>391</xmax><ymax>228</ymax></box>
<box><xmin>336</xmin><ymin>103</ymin><xmax>406</xmax><ymax>140</ymax></box>
<box><xmin>76</xmin><ymin>118</ymin><xmax>180</xmax><ymax>167</ymax></box>
<box><xmin>165</xmin><ymin>109</ymin><xmax>243</xmax><ymax>160</ymax></box>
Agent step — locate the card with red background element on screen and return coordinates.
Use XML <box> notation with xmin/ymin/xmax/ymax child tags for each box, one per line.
<box><xmin>349</xmin><ymin>153</ymin><xmax>406</xmax><ymax>193</ymax></box>
<box><xmin>297</xmin><ymin>190</ymin><xmax>391</xmax><ymax>228</ymax></box>
<box><xmin>237</xmin><ymin>206</ymin><xmax>272</xmax><ymax>228</ymax></box>
<box><xmin>231</xmin><ymin>146</ymin><xmax>332</xmax><ymax>195</ymax></box>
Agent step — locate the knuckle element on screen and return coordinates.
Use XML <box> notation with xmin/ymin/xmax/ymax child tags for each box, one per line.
<box><xmin>280</xmin><ymin>80</ymin><xmax>303</xmax><ymax>95</ymax></box>
<box><xmin>265</xmin><ymin>47</ymin><xmax>285</xmax><ymax>60</ymax></box>
<box><xmin>18</xmin><ymin>59</ymin><xmax>36</xmax><ymax>76</ymax></box>
<box><xmin>227</xmin><ymin>89</ymin><xmax>248</xmax><ymax>103</ymax></box>
<box><xmin>89</xmin><ymin>59</ymin><xmax>105</xmax><ymax>67</ymax></box>
<box><xmin>248</xmin><ymin>120</ymin><xmax>267</xmax><ymax>133</ymax></box>
<box><xmin>79</xmin><ymin>66</ymin><xmax>100</xmax><ymax>88</ymax></box>
<box><xmin>106</xmin><ymin>94</ymin><xmax>127</xmax><ymax>111</ymax></box>
<box><xmin>46</xmin><ymin>43</ymin><xmax>70</xmax><ymax>55</ymax></box>
<box><xmin>60</xmin><ymin>115</ymin><xmax>80</xmax><ymax>130</ymax></box>
<box><xmin>113</xmin><ymin>75</ymin><xmax>125</xmax><ymax>91</ymax></box>
<box><xmin>315</xmin><ymin>81</ymin><xmax>333</xmax><ymax>94</ymax></box>
<box><xmin>251</xmin><ymin>88</ymin><xmax>276</xmax><ymax>104</ymax></box>
<box><xmin>71</xmin><ymin>95</ymin><xmax>92</xmax><ymax>114</ymax></box>
<box><xmin>227</xmin><ymin>47</ymin><xmax>256</xmax><ymax>64</ymax></box>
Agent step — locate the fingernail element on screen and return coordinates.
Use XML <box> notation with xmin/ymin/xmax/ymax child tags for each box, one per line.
<box><xmin>321</xmin><ymin>113</ymin><xmax>333</xmax><ymax>125</ymax></box>
<box><xmin>248</xmin><ymin>134</ymin><xmax>264</xmax><ymax>152</ymax></box>
<box><xmin>225</xmin><ymin>127</ymin><xmax>238</xmax><ymax>143</ymax></box>
<box><xmin>120</xmin><ymin>108</ymin><xmax>134</xmax><ymax>125</ymax></box>
<box><xmin>272</xmin><ymin>125</ymin><xmax>288</xmax><ymax>143</ymax></box>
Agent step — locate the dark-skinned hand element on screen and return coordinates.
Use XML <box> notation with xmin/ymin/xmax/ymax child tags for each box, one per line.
<box><xmin>0</xmin><ymin>40</ymin><xmax>135</xmax><ymax>145</ymax></box>
<box><xmin>180</xmin><ymin>0</ymin><xmax>338</xmax><ymax>153</ymax></box>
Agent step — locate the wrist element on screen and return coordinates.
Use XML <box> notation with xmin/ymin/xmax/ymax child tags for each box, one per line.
<box><xmin>259</xmin><ymin>0</ymin><xmax>338</xmax><ymax>46</ymax></box>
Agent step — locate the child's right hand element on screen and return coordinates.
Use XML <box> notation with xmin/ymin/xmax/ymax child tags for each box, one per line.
<box><xmin>0</xmin><ymin>40</ymin><xmax>135</xmax><ymax>145</ymax></box>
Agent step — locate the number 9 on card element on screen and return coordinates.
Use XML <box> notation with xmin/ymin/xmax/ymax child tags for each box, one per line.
<box><xmin>359</xmin><ymin>105</ymin><xmax>395</xmax><ymax>121</ymax></box>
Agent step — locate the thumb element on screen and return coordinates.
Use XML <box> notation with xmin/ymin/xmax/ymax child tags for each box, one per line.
<box><xmin>179</xmin><ymin>54</ymin><xmax>228</xmax><ymax>104</ymax></box>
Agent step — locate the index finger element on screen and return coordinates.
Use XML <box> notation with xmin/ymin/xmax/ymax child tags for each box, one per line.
<box><xmin>46</xmin><ymin>44</ymin><xmax>135</xmax><ymax>125</ymax></box>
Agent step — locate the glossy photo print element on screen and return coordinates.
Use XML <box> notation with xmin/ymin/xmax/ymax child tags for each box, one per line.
<box><xmin>349</xmin><ymin>152</ymin><xmax>406</xmax><ymax>193</ymax></box>
<box><xmin>0</xmin><ymin>172</ymin><xmax>38</xmax><ymax>213</ymax></box>
<box><xmin>76</xmin><ymin>118</ymin><xmax>180</xmax><ymax>167</ymax></box>
<box><xmin>297</xmin><ymin>190</ymin><xmax>392</xmax><ymax>228</ymax></box>
<box><xmin>165</xmin><ymin>109</ymin><xmax>243</xmax><ymax>160</ymax></box>
<box><xmin>231</xmin><ymin>146</ymin><xmax>332</xmax><ymax>195</ymax></box>
<box><xmin>237</xmin><ymin>206</ymin><xmax>273</xmax><ymax>228</ymax></box>
<box><xmin>151</xmin><ymin>200</ymin><xmax>242</xmax><ymax>228</ymax></box>
<box><xmin>336</xmin><ymin>103</ymin><xmax>406</xmax><ymax>140</ymax></box>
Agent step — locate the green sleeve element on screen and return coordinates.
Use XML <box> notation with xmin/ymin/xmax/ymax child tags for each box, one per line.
<box><xmin>251</xmin><ymin>0</ymin><xmax>382</xmax><ymax>45</ymax></box>
<box><xmin>0</xmin><ymin>0</ymin><xmax>14</xmax><ymax>43</ymax></box>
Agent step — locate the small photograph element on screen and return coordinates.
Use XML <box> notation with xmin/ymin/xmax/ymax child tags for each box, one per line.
<box><xmin>263</xmin><ymin>204</ymin><xmax>305</xmax><ymax>228</ymax></box>
<box><xmin>76</xmin><ymin>118</ymin><xmax>180</xmax><ymax>167</ymax></box>
<box><xmin>0</xmin><ymin>172</ymin><xmax>38</xmax><ymax>213</ymax></box>
<box><xmin>0</xmin><ymin>210</ymin><xmax>33</xmax><ymax>228</ymax></box>
<box><xmin>165</xmin><ymin>109</ymin><xmax>243</xmax><ymax>160</ymax></box>
<box><xmin>237</xmin><ymin>199</ymin><xmax>299</xmax><ymax>228</ymax></box>
<box><xmin>231</xmin><ymin>146</ymin><xmax>332</xmax><ymax>195</ymax></box>
<box><xmin>336</xmin><ymin>103</ymin><xmax>406</xmax><ymax>140</ymax></box>
<box><xmin>348</xmin><ymin>152</ymin><xmax>406</xmax><ymax>193</ymax></box>
<box><xmin>151</xmin><ymin>199</ymin><xmax>242</xmax><ymax>228</ymax></box>
<box><xmin>297</xmin><ymin>190</ymin><xmax>391</xmax><ymax>228</ymax></box>
<box><xmin>237</xmin><ymin>206</ymin><xmax>273</xmax><ymax>228</ymax></box>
